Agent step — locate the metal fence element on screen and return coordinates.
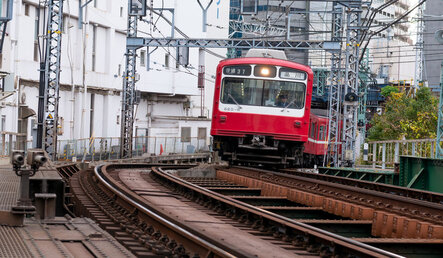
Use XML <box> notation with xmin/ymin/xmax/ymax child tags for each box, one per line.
<box><xmin>366</xmin><ymin>139</ymin><xmax>438</xmax><ymax>169</ymax></box>
<box><xmin>0</xmin><ymin>133</ymin><xmax>210</xmax><ymax>162</ymax></box>
<box><xmin>0</xmin><ymin>131</ymin><xmax>27</xmax><ymax>157</ymax></box>
<box><xmin>56</xmin><ymin>136</ymin><xmax>211</xmax><ymax>162</ymax></box>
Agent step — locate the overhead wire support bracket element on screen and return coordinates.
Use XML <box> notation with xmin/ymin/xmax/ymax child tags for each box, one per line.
<box><xmin>78</xmin><ymin>0</ymin><xmax>93</xmax><ymax>28</ymax></box>
<box><xmin>126</xmin><ymin>37</ymin><xmax>341</xmax><ymax>51</ymax></box>
<box><xmin>196</xmin><ymin>0</ymin><xmax>213</xmax><ymax>32</ymax></box>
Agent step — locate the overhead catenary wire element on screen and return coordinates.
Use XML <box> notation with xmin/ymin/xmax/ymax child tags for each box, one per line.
<box><xmin>144</xmin><ymin>5</ymin><xmax>225</xmax><ymax>60</ymax></box>
<box><xmin>359</xmin><ymin>0</ymin><xmax>428</xmax><ymax>63</ymax></box>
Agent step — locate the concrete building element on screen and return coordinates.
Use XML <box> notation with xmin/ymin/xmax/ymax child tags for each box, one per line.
<box><xmin>0</xmin><ymin>0</ymin><xmax>229</xmax><ymax>156</ymax></box>
<box><xmin>423</xmin><ymin>0</ymin><xmax>443</xmax><ymax>91</ymax></box>
<box><xmin>368</xmin><ymin>0</ymin><xmax>415</xmax><ymax>83</ymax></box>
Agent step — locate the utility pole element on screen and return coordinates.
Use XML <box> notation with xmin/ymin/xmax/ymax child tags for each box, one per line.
<box><xmin>36</xmin><ymin>0</ymin><xmax>64</xmax><ymax>160</ymax></box>
<box><xmin>436</xmin><ymin>61</ymin><xmax>443</xmax><ymax>158</ymax></box>
<box><xmin>414</xmin><ymin>4</ymin><xmax>424</xmax><ymax>91</ymax></box>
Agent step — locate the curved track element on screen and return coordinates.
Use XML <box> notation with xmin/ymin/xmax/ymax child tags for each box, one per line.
<box><xmin>70</xmin><ymin>163</ymin><xmax>406</xmax><ymax>257</ymax></box>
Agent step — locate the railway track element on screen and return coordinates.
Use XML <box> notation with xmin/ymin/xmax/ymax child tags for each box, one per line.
<box><xmin>237</xmin><ymin>166</ymin><xmax>443</xmax><ymax>225</ymax></box>
<box><xmin>281</xmin><ymin>167</ymin><xmax>443</xmax><ymax>206</ymax></box>
<box><xmin>70</xmin><ymin>163</ymin><xmax>404</xmax><ymax>257</ymax></box>
<box><xmin>176</xmin><ymin>166</ymin><xmax>442</xmax><ymax>256</ymax></box>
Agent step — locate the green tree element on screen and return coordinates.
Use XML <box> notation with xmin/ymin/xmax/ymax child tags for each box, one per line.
<box><xmin>368</xmin><ymin>87</ymin><xmax>438</xmax><ymax>141</ymax></box>
<box><xmin>380</xmin><ymin>85</ymin><xmax>399</xmax><ymax>98</ymax></box>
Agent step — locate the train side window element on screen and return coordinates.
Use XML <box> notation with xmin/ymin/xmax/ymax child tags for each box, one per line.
<box><xmin>319</xmin><ymin>126</ymin><xmax>325</xmax><ymax>140</ymax></box>
<box><xmin>310</xmin><ymin>122</ymin><xmax>315</xmax><ymax>138</ymax></box>
<box><xmin>313</xmin><ymin>123</ymin><xmax>318</xmax><ymax>139</ymax></box>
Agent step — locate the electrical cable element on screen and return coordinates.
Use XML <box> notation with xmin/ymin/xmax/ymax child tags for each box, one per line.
<box><xmin>144</xmin><ymin>6</ymin><xmax>225</xmax><ymax>59</ymax></box>
<box><xmin>152</xmin><ymin>0</ymin><xmax>164</xmax><ymax>31</ymax></box>
<box><xmin>359</xmin><ymin>0</ymin><xmax>428</xmax><ymax>63</ymax></box>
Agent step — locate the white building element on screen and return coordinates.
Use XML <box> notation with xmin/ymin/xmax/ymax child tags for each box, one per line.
<box><xmin>367</xmin><ymin>0</ymin><xmax>415</xmax><ymax>83</ymax></box>
<box><xmin>0</xmin><ymin>0</ymin><xmax>229</xmax><ymax>156</ymax></box>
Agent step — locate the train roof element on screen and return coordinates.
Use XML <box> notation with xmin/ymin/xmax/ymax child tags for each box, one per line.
<box><xmin>245</xmin><ymin>49</ymin><xmax>287</xmax><ymax>60</ymax></box>
<box><xmin>219</xmin><ymin>57</ymin><xmax>313</xmax><ymax>73</ymax></box>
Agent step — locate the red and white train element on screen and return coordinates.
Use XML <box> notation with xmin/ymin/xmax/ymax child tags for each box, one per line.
<box><xmin>210</xmin><ymin>50</ymin><xmax>329</xmax><ymax>167</ymax></box>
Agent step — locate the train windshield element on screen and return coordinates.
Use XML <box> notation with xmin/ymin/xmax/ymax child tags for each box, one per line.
<box><xmin>220</xmin><ymin>78</ymin><xmax>306</xmax><ymax>109</ymax></box>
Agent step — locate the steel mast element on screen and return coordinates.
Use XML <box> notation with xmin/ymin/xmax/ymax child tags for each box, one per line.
<box><xmin>37</xmin><ymin>0</ymin><xmax>64</xmax><ymax>160</ymax></box>
<box><xmin>326</xmin><ymin>3</ymin><xmax>344</xmax><ymax>166</ymax></box>
<box><xmin>120</xmin><ymin>1</ymin><xmax>146</xmax><ymax>158</ymax></box>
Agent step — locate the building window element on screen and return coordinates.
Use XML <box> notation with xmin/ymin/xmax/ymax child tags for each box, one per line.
<box><xmin>181</xmin><ymin>127</ymin><xmax>191</xmax><ymax>142</ymax></box>
<box><xmin>1</xmin><ymin>115</ymin><xmax>5</xmax><ymax>131</ymax></box>
<box><xmin>34</xmin><ymin>42</ymin><xmax>39</xmax><ymax>62</ymax></box>
<box><xmin>165</xmin><ymin>54</ymin><xmax>170</xmax><ymax>69</ymax></box>
<box><xmin>92</xmin><ymin>25</ymin><xmax>97</xmax><ymax>71</ymax></box>
<box><xmin>140</xmin><ymin>50</ymin><xmax>146</xmax><ymax>67</ymax></box>
<box><xmin>34</xmin><ymin>15</ymin><xmax>39</xmax><ymax>62</ymax></box>
<box><xmin>198</xmin><ymin>128</ymin><xmax>206</xmax><ymax>140</ymax></box>
<box><xmin>94</xmin><ymin>0</ymin><xmax>98</xmax><ymax>8</ymax></box>
<box><xmin>120</xmin><ymin>7</ymin><xmax>124</xmax><ymax>17</ymax></box>
<box><xmin>62</xmin><ymin>15</ymin><xmax>67</xmax><ymax>33</ymax></box>
<box><xmin>241</xmin><ymin>0</ymin><xmax>257</xmax><ymax>14</ymax></box>
<box><xmin>90</xmin><ymin>94</ymin><xmax>95</xmax><ymax>138</ymax></box>
<box><xmin>24</xmin><ymin>4</ymin><xmax>30</xmax><ymax>16</ymax></box>
<box><xmin>176</xmin><ymin>47</ymin><xmax>189</xmax><ymax>68</ymax></box>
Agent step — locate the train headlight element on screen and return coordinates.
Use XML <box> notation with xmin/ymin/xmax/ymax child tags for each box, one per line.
<box><xmin>260</xmin><ymin>67</ymin><xmax>270</xmax><ymax>76</ymax></box>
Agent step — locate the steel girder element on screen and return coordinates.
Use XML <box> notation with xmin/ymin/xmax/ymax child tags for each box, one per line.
<box><xmin>126</xmin><ymin>37</ymin><xmax>340</xmax><ymax>51</ymax></box>
<box><xmin>120</xmin><ymin>15</ymin><xmax>138</xmax><ymax>159</ymax></box>
<box><xmin>43</xmin><ymin>0</ymin><xmax>64</xmax><ymax>160</ymax></box>
<box><xmin>229</xmin><ymin>20</ymin><xmax>287</xmax><ymax>37</ymax></box>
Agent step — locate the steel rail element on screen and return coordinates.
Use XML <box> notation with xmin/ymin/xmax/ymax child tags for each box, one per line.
<box><xmin>271</xmin><ymin>168</ymin><xmax>443</xmax><ymax>209</ymax></box>
<box><xmin>151</xmin><ymin>166</ymin><xmax>403</xmax><ymax>258</ymax></box>
<box><xmin>94</xmin><ymin>165</ymin><xmax>236</xmax><ymax>258</ymax></box>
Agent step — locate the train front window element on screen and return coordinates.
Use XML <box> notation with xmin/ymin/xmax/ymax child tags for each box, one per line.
<box><xmin>221</xmin><ymin>77</ymin><xmax>305</xmax><ymax>109</ymax></box>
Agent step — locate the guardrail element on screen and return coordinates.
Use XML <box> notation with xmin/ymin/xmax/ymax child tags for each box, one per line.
<box><xmin>366</xmin><ymin>139</ymin><xmax>437</xmax><ymax>169</ymax></box>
